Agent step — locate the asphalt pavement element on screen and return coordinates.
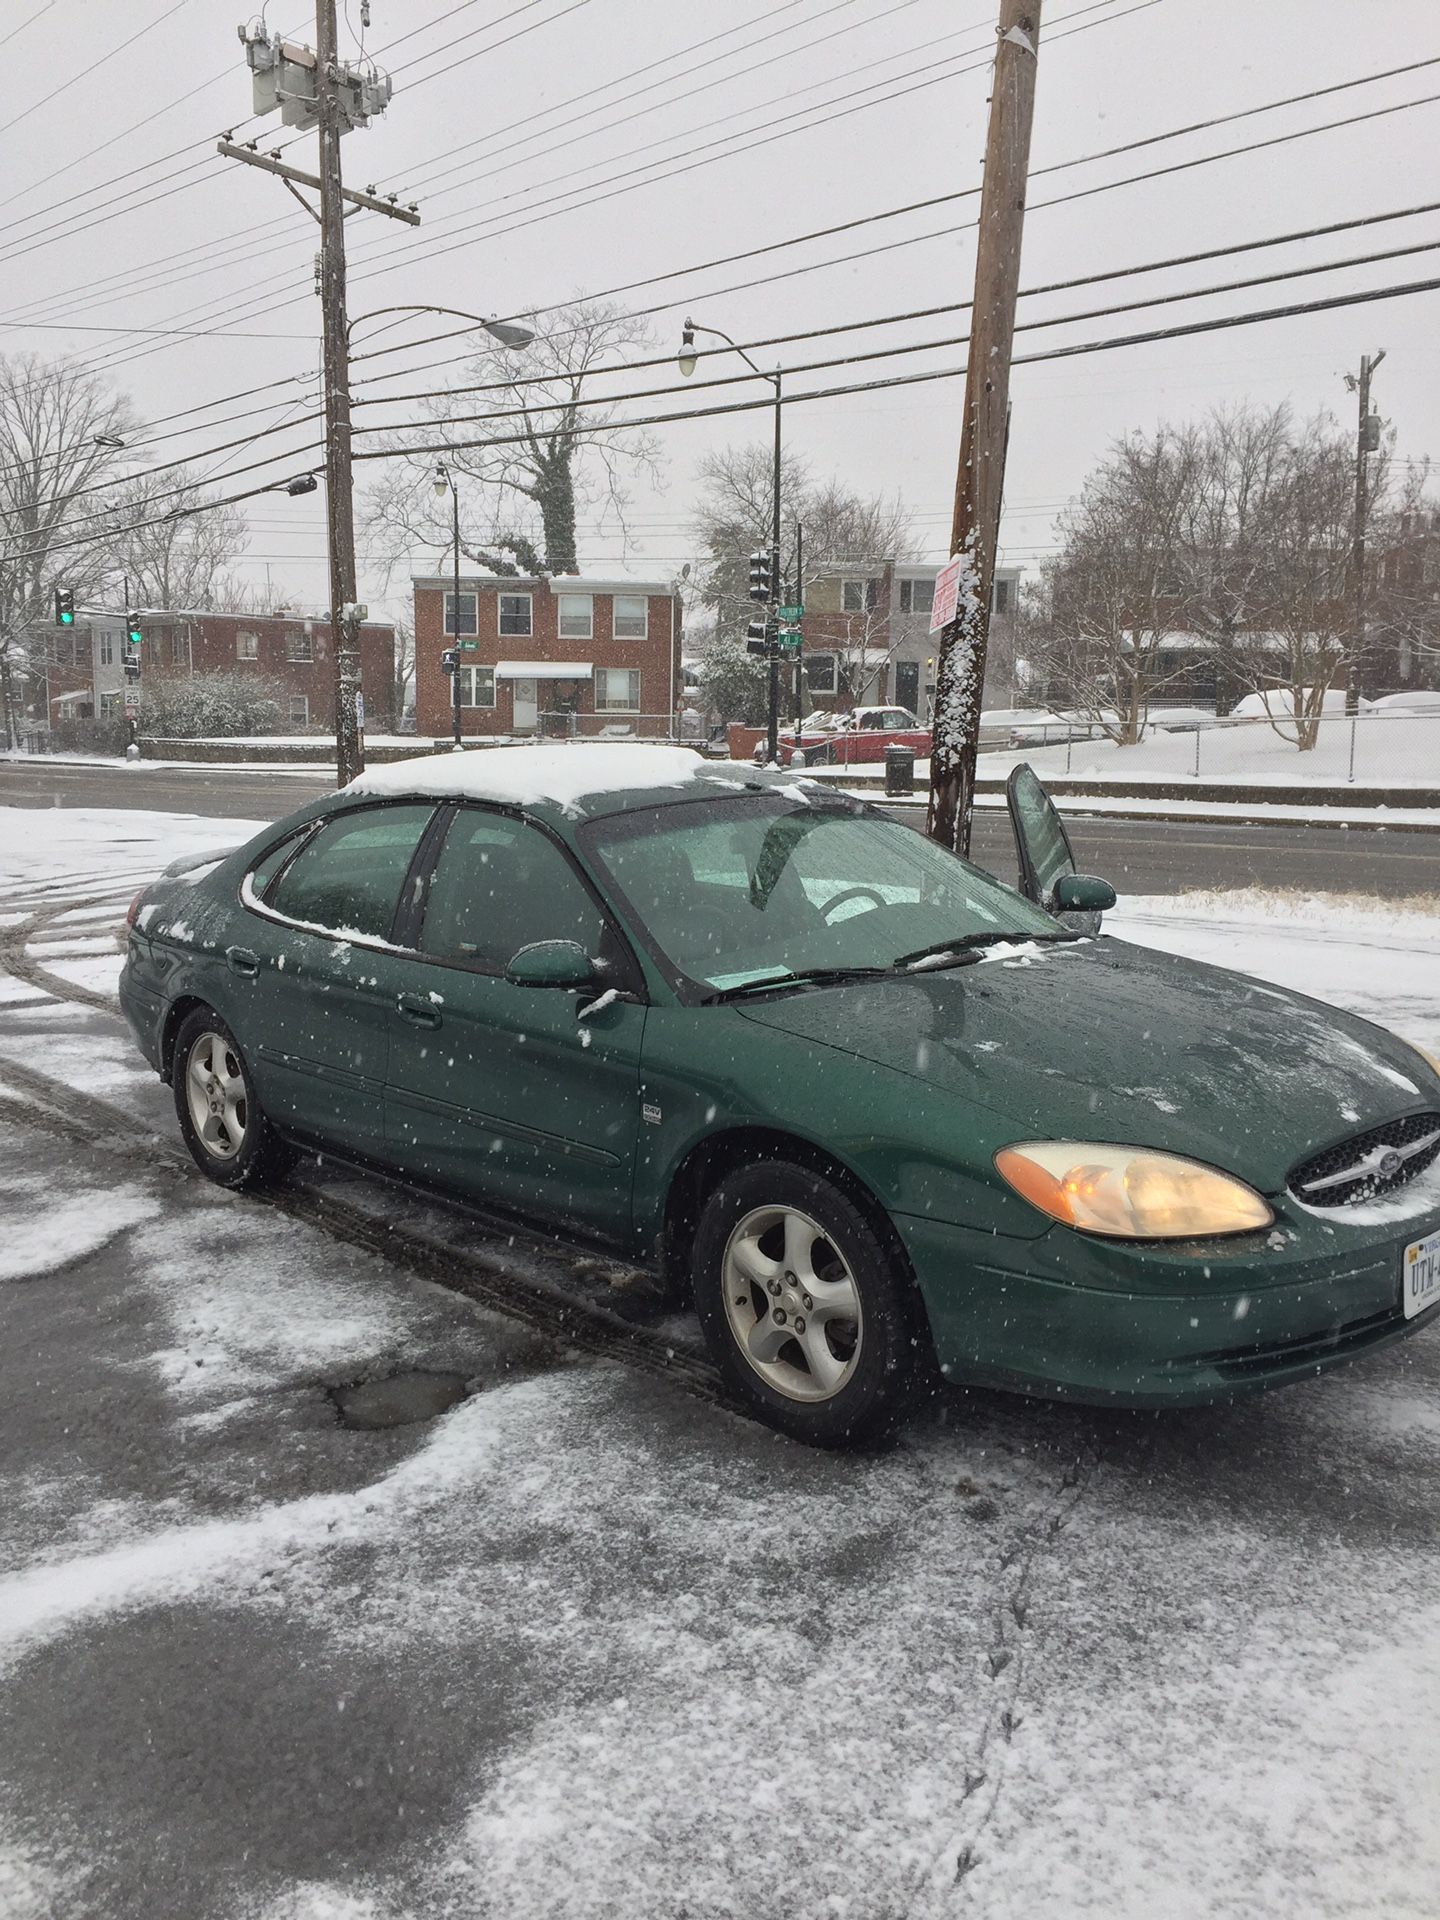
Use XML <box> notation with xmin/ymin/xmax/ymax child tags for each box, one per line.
<box><xmin>2</xmin><ymin>759</ymin><xmax>1439</xmax><ymax>898</ymax></box>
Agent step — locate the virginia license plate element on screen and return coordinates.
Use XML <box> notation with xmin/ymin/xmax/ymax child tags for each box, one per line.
<box><xmin>1403</xmin><ymin>1228</ymin><xmax>1440</xmax><ymax>1320</ymax></box>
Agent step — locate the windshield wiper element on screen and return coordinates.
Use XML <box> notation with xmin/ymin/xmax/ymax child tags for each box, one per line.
<box><xmin>702</xmin><ymin>965</ymin><xmax>892</xmax><ymax>1003</ymax></box>
<box><xmin>892</xmin><ymin>931</ymin><xmax>1078</xmax><ymax>971</ymax></box>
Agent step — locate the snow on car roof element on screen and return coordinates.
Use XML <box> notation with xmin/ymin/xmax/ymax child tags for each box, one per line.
<box><xmin>347</xmin><ymin>743</ymin><xmax>720</xmax><ymax>815</ymax></box>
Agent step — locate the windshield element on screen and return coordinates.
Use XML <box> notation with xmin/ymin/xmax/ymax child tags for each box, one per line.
<box><xmin>583</xmin><ymin>795</ymin><xmax>1060</xmax><ymax>995</ymax></box>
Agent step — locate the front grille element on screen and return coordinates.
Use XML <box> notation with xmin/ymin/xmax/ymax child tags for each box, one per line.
<box><xmin>1202</xmin><ymin>1307</ymin><xmax>1400</xmax><ymax>1379</ymax></box>
<box><xmin>1289</xmin><ymin>1111</ymin><xmax>1440</xmax><ymax>1209</ymax></box>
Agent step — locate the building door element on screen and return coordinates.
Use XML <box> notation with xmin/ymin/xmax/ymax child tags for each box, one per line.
<box><xmin>895</xmin><ymin>659</ymin><xmax>920</xmax><ymax>716</ymax></box>
<box><xmin>512</xmin><ymin>677</ymin><xmax>538</xmax><ymax>732</ymax></box>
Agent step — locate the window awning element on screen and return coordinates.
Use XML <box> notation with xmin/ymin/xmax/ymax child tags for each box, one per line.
<box><xmin>494</xmin><ymin>659</ymin><xmax>593</xmax><ymax>680</ymax></box>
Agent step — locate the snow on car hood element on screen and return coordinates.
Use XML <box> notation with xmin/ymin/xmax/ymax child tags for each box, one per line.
<box><xmin>736</xmin><ymin>937</ymin><xmax>1436</xmax><ymax>1195</ymax></box>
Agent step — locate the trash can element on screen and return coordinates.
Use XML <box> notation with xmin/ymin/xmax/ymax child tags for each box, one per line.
<box><xmin>884</xmin><ymin>742</ymin><xmax>915</xmax><ymax>796</ymax></box>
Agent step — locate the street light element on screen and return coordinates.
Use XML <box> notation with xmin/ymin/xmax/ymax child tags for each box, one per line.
<box><xmin>347</xmin><ymin>303</ymin><xmax>535</xmax><ymax>350</ymax></box>
<box><xmin>433</xmin><ymin>462</ymin><xmax>465</xmax><ymax>751</ymax></box>
<box><xmin>678</xmin><ymin>316</ymin><xmax>785</xmax><ymax>762</ymax></box>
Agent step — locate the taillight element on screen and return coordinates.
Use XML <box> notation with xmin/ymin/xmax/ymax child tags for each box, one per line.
<box><xmin>126</xmin><ymin>889</ymin><xmax>146</xmax><ymax>930</ymax></box>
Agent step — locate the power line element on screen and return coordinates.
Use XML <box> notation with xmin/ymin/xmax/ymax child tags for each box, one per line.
<box><xmin>13</xmin><ymin>264</ymin><xmax>1440</xmax><ymax>567</ymax></box>
<box><xmin>0</xmin><ymin>0</ymin><xmax>58</xmax><ymax>52</ymax></box>
<box><xmin>1</xmin><ymin>0</ymin><xmax>195</xmax><ymax>142</ymax></box>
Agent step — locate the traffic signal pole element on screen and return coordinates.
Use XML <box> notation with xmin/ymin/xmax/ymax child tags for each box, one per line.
<box><xmin>1346</xmin><ymin>349</ymin><xmax>1385</xmax><ymax>715</ymax></box>
<box><xmin>927</xmin><ymin>0</ymin><xmax>1042</xmax><ymax>856</ymax></box>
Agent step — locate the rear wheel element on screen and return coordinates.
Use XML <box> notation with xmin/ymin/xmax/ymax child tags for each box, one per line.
<box><xmin>692</xmin><ymin>1161</ymin><xmax>924</xmax><ymax>1446</ymax></box>
<box><xmin>172</xmin><ymin>1007</ymin><xmax>294</xmax><ymax>1189</ymax></box>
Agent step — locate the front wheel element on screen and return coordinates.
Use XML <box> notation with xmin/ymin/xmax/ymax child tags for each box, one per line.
<box><xmin>692</xmin><ymin>1162</ymin><xmax>925</xmax><ymax>1446</ymax></box>
<box><xmin>172</xmin><ymin>1007</ymin><xmax>294</xmax><ymax>1190</ymax></box>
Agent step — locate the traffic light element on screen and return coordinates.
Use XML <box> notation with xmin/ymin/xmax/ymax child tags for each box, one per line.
<box><xmin>745</xmin><ymin>618</ymin><xmax>769</xmax><ymax>658</ymax></box>
<box><xmin>127</xmin><ymin>612</ymin><xmax>143</xmax><ymax>648</ymax></box>
<box><xmin>441</xmin><ymin>648</ymin><xmax>459</xmax><ymax>675</ymax></box>
<box><xmin>54</xmin><ymin>587</ymin><xmax>75</xmax><ymax>627</ymax></box>
<box><xmin>748</xmin><ymin>550</ymin><xmax>772</xmax><ymax>603</ymax></box>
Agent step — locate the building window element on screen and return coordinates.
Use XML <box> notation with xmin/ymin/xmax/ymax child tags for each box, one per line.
<box><xmin>236</xmin><ymin>631</ymin><xmax>259</xmax><ymax>660</ymax></box>
<box><xmin>100</xmin><ymin>690</ymin><xmax>122</xmax><ymax>719</ymax></box>
<box><xmin>804</xmin><ymin>653</ymin><xmax>838</xmax><ymax>695</ymax></box>
<box><xmin>286</xmin><ymin>629</ymin><xmax>313</xmax><ymax>662</ymax></box>
<box><xmin>841</xmin><ymin>579</ymin><xmax>877</xmax><ymax>614</ymax></box>
<box><xmin>613</xmin><ymin>594</ymin><xmax>647</xmax><ymax>639</ymax></box>
<box><xmin>97</xmin><ymin>632</ymin><xmax>115</xmax><ymax>666</ymax></box>
<box><xmin>992</xmin><ymin>577</ymin><xmax>1011</xmax><ymax>616</ymax></box>
<box><xmin>171</xmin><ymin>630</ymin><xmax>189</xmax><ymax>665</ymax></box>
<box><xmin>289</xmin><ymin>694</ymin><xmax>310</xmax><ymax>727</ymax></box>
<box><xmin>898</xmin><ymin>578</ymin><xmax>934</xmax><ymax>615</ymax></box>
<box><xmin>557</xmin><ymin>593</ymin><xmax>593</xmax><ymax>640</ymax></box>
<box><xmin>595</xmin><ymin>667</ymin><xmax>641</xmax><ymax>711</ymax></box>
<box><xmin>498</xmin><ymin>593</ymin><xmax>532</xmax><ymax>637</ymax></box>
<box><xmin>444</xmin><ymin>591</ymin><xmax>477</xmax><ymax>636</ymax></box>
<box><xmin>460</xmin><ymin>665</ymin><xmax>495</xmax><ymax>708</ymax></box>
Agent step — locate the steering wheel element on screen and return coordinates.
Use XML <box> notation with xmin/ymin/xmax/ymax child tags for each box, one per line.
<box><xmin>821</xmin><ymin>885</ymin><xmax>888</xmax><ymax>923</ymax></box>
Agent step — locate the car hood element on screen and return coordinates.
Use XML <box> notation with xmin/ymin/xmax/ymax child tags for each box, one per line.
<box><xmin>735</xmin><ymin>936</ymin><xmax>1434</xmax><ymax>1194</ymax></box>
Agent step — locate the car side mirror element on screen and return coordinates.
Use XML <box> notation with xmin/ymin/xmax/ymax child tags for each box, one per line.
<box><xmin>1052</xmin><ymin>873</ymin><xmax>1117</xmax><ymax>914</ymax></box>
<box><xmin>504</xmin><ymin>940</ymin><xmax>598</xmax><ymax>990</ymax></box>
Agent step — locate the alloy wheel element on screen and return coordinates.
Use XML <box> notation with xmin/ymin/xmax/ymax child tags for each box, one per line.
<box><xmin>185</xmin><ymin>1030</ymin><xmax>248</xmax><ymax>1161</ymax></box>
<box><xmin>721</xmin><ymin>1204</ymin><xmax>863</xmax><ymax>1402</ymax></box>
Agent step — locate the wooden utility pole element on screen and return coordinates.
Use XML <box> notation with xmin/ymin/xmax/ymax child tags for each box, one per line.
<box><xmin>315</xmin><ymin>0</ymin><xmax>364</xmax><ymax>786</ymax></box>
<box><xmin>927</xmin><ymin>0</ymin><xmax>1041</xmax><ymax>855</ymax></box>
<box><xmin>1345</xmin><ymin>348</ymin><xmax>1385</xmax><ymax>715</ymax></box>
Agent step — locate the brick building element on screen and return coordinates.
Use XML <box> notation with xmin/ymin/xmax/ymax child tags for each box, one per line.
<box><xmin>137</xmin><ymin>609</ymin><xmax>397</xmax><ymax>730</ymax></box>
<box><xmin>799</xmin><ymin>560</ymin><xmax>1022</xmax><ymax>722</ymax></box>
<box><xmin>412</xmin><ymin>572</ymin><xmax>683</xmax><ymax>739</ymax></box>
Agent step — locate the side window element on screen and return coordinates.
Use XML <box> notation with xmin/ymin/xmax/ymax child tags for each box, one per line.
<box><xmin>420</xmin><ymin>812</ymin><xmax>606</xmax><ymax>970</ymax></box>
<box><xmin>267</xmin><ymin>805</ymin><xmax>435</xmax><ymax>940</ymax></box>
<box><xmin>250</xmin><ymin>825</ymin><xmax>313</xmax><ymax>898</ymax></box>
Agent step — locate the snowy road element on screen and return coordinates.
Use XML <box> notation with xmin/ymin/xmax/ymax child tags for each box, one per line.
<box><xmin>2</xmin><ymin>808</ymin><xmax>1439</xmax><ymax>1919</ymax></box>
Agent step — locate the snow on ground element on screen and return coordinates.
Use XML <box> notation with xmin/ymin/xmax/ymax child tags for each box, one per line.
<box><xmin>977</xmin><ymin>710</ymin><xmax>1440</xmax><ymax>787</ymax></box>
<box><xmin>0</xmin><ymin>805</ymin><xmax>264</xmax><ymax>913</ymax></box>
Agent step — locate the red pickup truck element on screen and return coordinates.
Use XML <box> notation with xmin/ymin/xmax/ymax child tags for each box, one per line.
<box><xmin>761</xmin><ymin>705</ymin><xmax>932</xmax><ymax>768</ymax></box>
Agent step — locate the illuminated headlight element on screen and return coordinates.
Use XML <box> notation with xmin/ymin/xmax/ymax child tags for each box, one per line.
<box><xmin>995</xmin><ymin>1142</ymin><xmax>1274</xmax><ymax>1239</ymax></box>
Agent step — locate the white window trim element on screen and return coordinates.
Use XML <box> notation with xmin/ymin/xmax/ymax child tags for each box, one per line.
<box><xmin>460</xmin><ymin>665</ymin><xmax>496</xmax><ymax>709</ymax></box>
<box><xmin>288</xmin><ymin>694</ymin><xmax>310</xmax><ymax>725</ymax></box>
<box><xmin>841</xmin><ymin>578</ymin><xmax>873</xmax><ymax>614</ymax></box>
<box><xmin>498</xmin><ymin>591</ymin><xmax>533</xmax><ymax>638</ymax></box>
<box><xmin>98</xmin><ymin>632</ymin><xmax>115</xmax><ymax>665</ymax></box>
<box><xmin>805</xmin><ymin>652</ymin><xmax>838</xmax><ymax>695</ymax></box>
<box><xmin>444</xmin><ymin>591</ymin><xmax>478</xmax><ymax>637</ymax></box>
<box><xmin>899</xmin><ymin>578</ymin><xmax>935</xmax><ymax>615</ymax></box>
<box><xmin>612</xmin><ymin>594</ymin><xmax>648</xmax><ymax>639</ymax></box>
<box><xmin>286</xmin><ymin>632</ymin><xmax>314</xmax><ymax>662</ymax></box>
<box><xmin>557</xmin><ymin>592</ymin><xmax>593</xmax><ymax>640</ymax></box>
<box><xmin>595</xmin><ymin>666</ymin><xmax>642</xmax><ymax>712</ymax></box>
<box><xmin>236</xmin><ymin>631</ymin><xmax>259</xmax><ymax>660</ymax></box>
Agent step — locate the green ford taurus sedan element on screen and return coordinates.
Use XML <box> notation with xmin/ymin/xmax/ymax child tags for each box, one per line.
<box><xmin>119</xmin><ymin>745</ymin><xmax>1440</xmax><ymax>1446</ymax></box>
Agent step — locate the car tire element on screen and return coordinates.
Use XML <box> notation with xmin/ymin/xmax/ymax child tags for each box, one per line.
<box><xmin>692</xmin><ymin>1161</ymin><xmax>926</xmax><ymax>1447</ymax></box>
<box><xmin>172</xmin><ymin>1006</ymin><xmax>295</xmax><ymax>1190</ymax></box>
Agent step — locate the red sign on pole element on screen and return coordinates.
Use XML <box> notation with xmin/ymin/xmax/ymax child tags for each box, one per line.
<box><xmin>929</xmin><ymin>554</ymin><xmax>964</xmax><ymax>633</ymax></box>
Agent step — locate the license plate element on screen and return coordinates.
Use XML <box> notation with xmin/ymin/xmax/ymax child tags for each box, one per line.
<box><xmin>1403</xmin><ymin>1228</ymin><xmax>1440</xmax><ymax>1320</ymax></box>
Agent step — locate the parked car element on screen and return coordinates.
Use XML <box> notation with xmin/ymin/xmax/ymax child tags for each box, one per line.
<box><xmin>120</xmin><ymin>747</ymin><xmax>1440</xmax><ymax>1447</ymax></box>
<box><xmin>765</xmin><ymin>706</ymin><xmax>932</xmax><ymax>768</ymax></box>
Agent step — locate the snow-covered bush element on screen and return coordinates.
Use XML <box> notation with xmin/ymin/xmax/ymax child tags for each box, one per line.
<box><xmin>140</xmin><ymin>672</ymin><xmax>292</xmax><ymax>739</ymax></box>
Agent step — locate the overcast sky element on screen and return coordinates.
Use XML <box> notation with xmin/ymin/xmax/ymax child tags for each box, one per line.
<box><xmin>4</xmin><ymin>0</ymin><xmax>1437</xmax><ymax>624</ymax></box>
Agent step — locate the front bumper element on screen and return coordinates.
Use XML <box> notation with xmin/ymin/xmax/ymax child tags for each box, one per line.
<box><xmin>896</xmin><ymin>1205</ymin><xmax>1440</xmax><ymax>1408</ymax></box>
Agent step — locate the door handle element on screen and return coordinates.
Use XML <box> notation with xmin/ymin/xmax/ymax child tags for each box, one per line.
<box><xmin>396</xmin><ymin>992</ymin><xmax>442</xmax><ymax>1029</ymax></box>
<box><xmin>226</xmin><ymin>945</ymin><xmax>260</xmax><ymax>978</ymax></box>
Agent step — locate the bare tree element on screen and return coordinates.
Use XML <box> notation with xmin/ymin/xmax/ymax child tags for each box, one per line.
<box><xmin>364</xmin><ymin>299</ymin><xmax>662</xmax><ymax>580</ymax></box>
<box><xmin>0</xmin><ymin>353</ymin><xmax>132</xmax><ymax>743</ymax></box>
<box><xmin>101</xmin><ymin>463</ymin><xmax>250</xmax><ymax>610</ymax></box>
<box><xmin>1237</xmin><ymin>412</ymin><xmax>1367</xmax><ymax>747</ymax></box>
<box><xmin>690</xmin><ymin>443</ymin><xmax>917</xmax><ymax>671</ymax></box>
<box><xmin>1030</xmin><ymin>428</ymin><xmax>1197</xmax><ymax>743</ymax></box>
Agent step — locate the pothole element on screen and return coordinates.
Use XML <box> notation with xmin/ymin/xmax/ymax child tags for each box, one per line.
<box><xmin>328</xmin><ymin>1369</ymin><xmax>471</xmax><ymax>1430</ymax></box>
